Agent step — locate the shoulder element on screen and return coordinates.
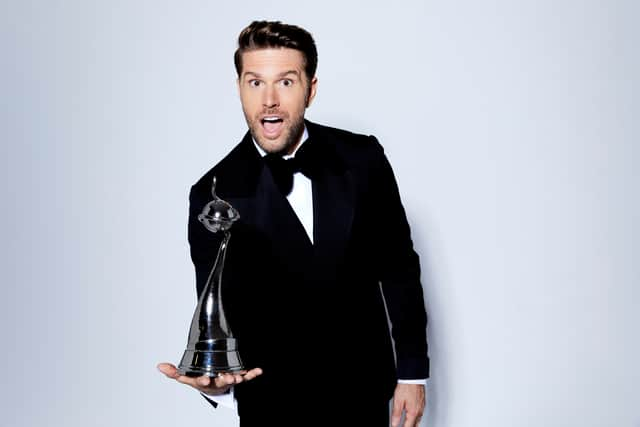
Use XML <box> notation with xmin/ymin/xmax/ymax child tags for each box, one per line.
<box><xmin>191</xmin><ymin>139</ymin><xmax>242</xmax><ymax>188</ymax></box>
<box><xmin>190</xmin><ymin>131</ymin><xmax>258</xmax><ymax>199</ymax></box>
<box><xmin>306</xmin><ymin>120</ymin><xmax>386</xmax><ymax>166</ymax></box>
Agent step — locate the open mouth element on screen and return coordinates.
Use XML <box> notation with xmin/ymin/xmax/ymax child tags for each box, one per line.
<box><xmin>261</xmin><ymin>116</ymin><xmax>284</xmax><ymax>138</ymax></box>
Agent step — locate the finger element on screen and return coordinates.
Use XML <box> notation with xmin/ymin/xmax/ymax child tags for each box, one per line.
<box><xmin>242</xmin><ymin>367</ymin><xmax>263</xmax><ymax>381</ymax></box>
<box><xmin>196</xmin><ymin>375</ymin><xmax>211</xmax><ymax>387</ymax></box>
<box><xmin>402</xmin><ymin>413</ymin><xmax>417</xmax><ymax>427</ymax></box>
<box><xmin>213</xmin><ymin>373</ymin><xmax>236</xmax><ymax>388</ymax></box>
<box><xmin>391</xmin><ymin>399</ymin><xmax>404</xmax><ymax>427</ymax></box>
<box><xmin>157</xmin><ymin>363</ymin><xmax>180</xmax><ymax>379</ymax></box>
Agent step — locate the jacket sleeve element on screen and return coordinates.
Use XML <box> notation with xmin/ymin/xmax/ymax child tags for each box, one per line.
<box><xmin>368</xmin><ymin>136</ymin><xmax>430</xmax><ymax>380</ymax></box>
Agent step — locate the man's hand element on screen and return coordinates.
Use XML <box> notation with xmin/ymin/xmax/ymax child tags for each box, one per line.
<box><xmin>157</xmin><ymin>363</ymin><xmax>263</xmax><ymax>396</ymax></box>
<box><xmin>391</xmin><ymin>383</ymin><xmax>426</xmax><ymax>427</ymax></box>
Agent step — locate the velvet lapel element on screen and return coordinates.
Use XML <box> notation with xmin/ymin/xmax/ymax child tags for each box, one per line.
<box><xmin>220</xmin><ymin>132</ymin><xmax>314</xmax><ymax>276</ymax></box>
<box><xmin>307</xmin><ymin>122</ymin><xmax>355</xmax><ymax>282</ymax></box>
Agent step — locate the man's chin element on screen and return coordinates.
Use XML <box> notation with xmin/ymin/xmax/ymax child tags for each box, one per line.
<box><xmin>254</xmin><ymin>135</ymin><xmax>288</xmax><ymax>154</ymax></box>
<box><xmin>250</xmin><ymin>120</ymin><xmax>303</xmax><ymax>155</ymax></box>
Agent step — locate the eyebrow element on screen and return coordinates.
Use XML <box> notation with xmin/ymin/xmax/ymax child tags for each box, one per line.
<box><xmin>242</xmin><ymin>70</ymin><xmax>300</xmax><ymax>79</ymax></box>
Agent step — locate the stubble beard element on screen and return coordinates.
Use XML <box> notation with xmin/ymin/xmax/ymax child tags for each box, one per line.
<box><xmin>248</xmin><ymin>112</ymin><xmax>306</xmax><ymax>156</ymax></box>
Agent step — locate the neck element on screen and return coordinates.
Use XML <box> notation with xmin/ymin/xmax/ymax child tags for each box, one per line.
<box><xmin>252</xmin><ymin>125</ymin><xmax>309</xmax><ymax>158</ymax></box>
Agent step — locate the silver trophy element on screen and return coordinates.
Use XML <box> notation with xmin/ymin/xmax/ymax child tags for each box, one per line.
<box><xmin>177</xmin><ymin>177</ymin><xmax>244</xmax><ymax>376</ymax></box>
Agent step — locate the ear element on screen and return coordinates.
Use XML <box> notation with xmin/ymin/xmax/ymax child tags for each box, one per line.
<box><xmin>305</xmin><ymin>76</ymin><xmax>318</xmax><ymax>108</ymax></box>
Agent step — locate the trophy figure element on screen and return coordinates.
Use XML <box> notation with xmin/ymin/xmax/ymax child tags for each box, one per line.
<box><xmin>177</xmin><ymin>177</ymin><xmax>244</xmax><ymax>376</ymax></box>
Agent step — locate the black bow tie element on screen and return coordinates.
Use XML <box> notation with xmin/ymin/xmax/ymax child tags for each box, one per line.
<box><xmin>264</xmin><ymin>140</ymin><xmax>320</xmax><ymax>195</ymax></box>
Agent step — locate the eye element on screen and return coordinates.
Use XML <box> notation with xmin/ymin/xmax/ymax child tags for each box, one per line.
<box><xmin>281</xmin><ymin>79</ymin><xmax>293</xmax><ymax>87</ymax></box>
<box><xmin>249</xmin><ymin>80</ymin><xmax>261</xmax><ymax>87</ymax></box>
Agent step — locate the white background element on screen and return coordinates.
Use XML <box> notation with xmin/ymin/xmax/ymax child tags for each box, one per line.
<box><xmin>1</xmin><ymin>1</ymin><xmax>638</xmax><ymax>426</ymax></box>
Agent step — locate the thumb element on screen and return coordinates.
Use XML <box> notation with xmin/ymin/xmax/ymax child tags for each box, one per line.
<box><xmin>157</xmin><ymin>363</ymin><xmax>179</xmax><ymax>379</ymax></box>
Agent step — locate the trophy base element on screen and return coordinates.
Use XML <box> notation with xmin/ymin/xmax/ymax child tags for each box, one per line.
<box><xmin>177</xmin><ymin>338</ymin><xmax>244</xmax><ymax>377</ymax></box>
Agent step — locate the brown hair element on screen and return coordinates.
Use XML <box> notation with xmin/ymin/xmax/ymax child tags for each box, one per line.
<box><xmin>234</xmin><ymin>21</ymin><xmax>318</xmax><ymax>83</ymax></box>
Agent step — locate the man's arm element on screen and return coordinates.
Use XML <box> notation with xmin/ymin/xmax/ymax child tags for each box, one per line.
<box><xmin>368</xmin><ymin>136</ymin><xmax>429</xmax><ymax>427</ymax></box>
<box><xmin>369</xmin><ymin>136</ymin><xmax>429</xmax><ymax>379</ymax></box>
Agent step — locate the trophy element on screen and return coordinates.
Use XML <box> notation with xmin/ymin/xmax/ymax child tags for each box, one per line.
<box><xmin>177</xmin><ymin>176</ymin><xmax>244</xmax><ymax>376</ymax></box>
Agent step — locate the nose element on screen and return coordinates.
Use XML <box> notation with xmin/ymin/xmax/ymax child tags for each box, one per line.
<box><xmin>262</xmin><ymin>84</ymin><xmax>279</xmax><ymax>109</ymax></box>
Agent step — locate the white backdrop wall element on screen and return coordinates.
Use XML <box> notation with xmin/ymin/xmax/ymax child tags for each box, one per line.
<box><xmin>1</xmin><ymin>1</ymin><xmax>638</xmax><ymax>426</ymax></box>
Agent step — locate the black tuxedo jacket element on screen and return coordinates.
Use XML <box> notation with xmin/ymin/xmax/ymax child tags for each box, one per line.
<box><xmin>188</xmin><ymin>120</ymin><xmax>429</xmax><ymax>416</ymax></box>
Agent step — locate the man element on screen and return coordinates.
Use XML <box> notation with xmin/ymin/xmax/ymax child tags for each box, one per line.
<box><xmin>158</xmin><ymin>20</ymin><xmax>429</xmax><ymax>427</ymax></box>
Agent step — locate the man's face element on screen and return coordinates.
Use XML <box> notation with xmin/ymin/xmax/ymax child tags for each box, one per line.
<box><xmin>238</xmin><ymin>48</ymin><xmax>317</xmax><ymax>155</ymax></box>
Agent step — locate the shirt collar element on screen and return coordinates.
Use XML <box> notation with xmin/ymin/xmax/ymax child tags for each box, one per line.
<box><xmin>252</xmin><ymin>126</ymin><xmax>309</xmax><ymax>159</ymax></box>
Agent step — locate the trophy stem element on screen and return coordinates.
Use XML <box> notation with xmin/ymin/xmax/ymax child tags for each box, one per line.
<box><xmin>199</xmin><ymin>231</ymin><xmax>232</xmax><ymax>339</ymax></box>
<box><xmin>177</xmin><ymin>230</ymin><xmax>244</xmax><ymax>376</ymax></box>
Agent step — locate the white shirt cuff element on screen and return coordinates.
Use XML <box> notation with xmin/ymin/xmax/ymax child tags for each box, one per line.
<box><xmin>398</xmin><ymin>379</ymin><xmax>427</xmax><ymax>385</ymax></box>
<box><xmin>202</xmin><ymin>387</ymin><xmax>237</xmax><ymax>410</ymax></box>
